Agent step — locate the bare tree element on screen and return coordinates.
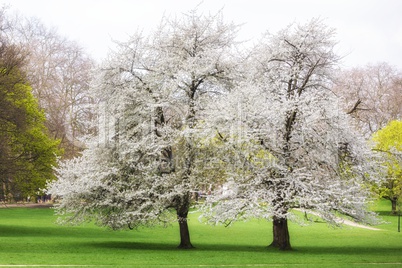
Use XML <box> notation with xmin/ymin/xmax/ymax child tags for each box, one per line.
<box><xmin>0</xmin><ymin>15</ymin><xmax>60</xmax><ymax>201</ymax></box>
<box><xmin>5</xmin><ymin>13</ymin><xmax>95</xmax><ymax>158</ymax></box>
<box><xmin>333</xmin><ymin>62</ymin><xmax>402</xmax><ymax>136</ymax></box>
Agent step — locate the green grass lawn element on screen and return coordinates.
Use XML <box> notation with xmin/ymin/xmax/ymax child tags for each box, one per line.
<box><xmin>0</xmin><ymin>200</ymin><xmax>401</xmax><ymax>268</ymax></box>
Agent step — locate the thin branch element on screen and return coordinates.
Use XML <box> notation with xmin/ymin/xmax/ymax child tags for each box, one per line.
<box><xmin>347</xmin><ymin>99</ymin><xmax>362</xmax><ymax>114</ymax></box>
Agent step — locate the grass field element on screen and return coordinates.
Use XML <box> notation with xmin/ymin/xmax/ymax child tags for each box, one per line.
<box><xmin>0</xmin><ymin>200</ymin><xmax>401</xmax><ymax>268</ymax></box>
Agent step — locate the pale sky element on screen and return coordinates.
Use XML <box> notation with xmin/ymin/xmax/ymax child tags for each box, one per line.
<box><xmin>2</xmin><ymin>0</ymin><xmax>402</xmax><ymax>68</ymax></box>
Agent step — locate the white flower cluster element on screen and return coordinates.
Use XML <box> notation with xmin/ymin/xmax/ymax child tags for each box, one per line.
<box><xmin>47</xmin><ymin>13</ymin><xmax>383</xmax><ymax>245</ymax></box>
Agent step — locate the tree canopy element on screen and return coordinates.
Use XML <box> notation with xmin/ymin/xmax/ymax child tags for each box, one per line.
<box><xmin>372</xmin><ymin>120</ymin><xmax>402</xmax><ymax>214</ymax></box>
<box><xmin>0</xmin><ymin>41</ymin><xmax>60</xmax><ymax>200</ymax></box>
<box><xmin>48</xmin><ymin>9</ymin><xmax>239</xmax><ymax>249</ymax></box>
<box><xmin>333</xmin><ymin>63</ymin><xmax>402</xmax><ymax>136</ymax></box>
<box><xmin>200</xmin><ymin>19</ymin><xmax>382</xmax><ymax>250</ymax></box>
<box><xmin>48</xmin><ymin>12</ymin><xmax>383</xmax><ymax>251</ymax></box>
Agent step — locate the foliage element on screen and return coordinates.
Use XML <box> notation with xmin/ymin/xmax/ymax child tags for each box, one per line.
<box><xmin>201</xmin><ymin>19</ymin><xmax>382</xmax><ymax>250</ymax></box>
<box><xmin>0</xmin><ymin>41</ymin><xmax>60</xmax><ymax>200</ymax></box>
<box><xmin>48</xmin><ymin>13</ymin><xmax>383</xmax><ymax>251</ymax></box>
<box><xmin>372</xmin><ymin>120</ymin><xmax>402</xmax><ymax>213</ymax></box>
<box><xmin>48</xmin><ymin>8</ymin><xmax>239</xmax><ymax>248</ymax></box>
<box><xmin>4</xmin><ymin>9</ymin><xmax>95</xmax><ymax>158</ymax></box>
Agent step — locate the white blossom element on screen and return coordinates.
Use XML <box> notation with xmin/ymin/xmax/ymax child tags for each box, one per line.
<box><xmin>201</xmin><ymin>20</ymin><xmax>383</xmax><ymax>249</ymax></box>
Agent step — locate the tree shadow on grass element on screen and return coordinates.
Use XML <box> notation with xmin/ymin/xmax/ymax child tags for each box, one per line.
<box><xmin>293</xmin><ymin>245</ymin><xmax>402</xmax><ymax>256</ymax></box>
<box><xmin>84</xmin><ymin>241</ymin><xmax>182</xmax><ymax>251</ymax></box>
<box><xmin>2</xmin><ymin>223</ymin><xmax>400</xmax><ymax>258</ymax></box>
<box><xmin>0</xmin><ymin>224</ymin><xmax>98</xmax><ymax>238</ymax></box>
<box><xmin>84</xmin><ymin>240</ymin><xmax>402</xmax><ymax>256</ymax></box>
<box><xmin>377</xmin><ymin>210</ymin><xmax>400</xmax><ymax>216</ymax></box>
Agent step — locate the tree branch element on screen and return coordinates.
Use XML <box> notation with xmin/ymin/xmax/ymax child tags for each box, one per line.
<box><xmin>347</xmin><ymin>99</ymin><xmax>362</xmax><ymax>114</ymax></box>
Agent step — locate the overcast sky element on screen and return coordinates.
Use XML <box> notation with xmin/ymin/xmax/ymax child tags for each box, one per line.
<box><xmin>2</xmin><ymin>0</ymin><xmax>402</xmax><ymax>68</ymax></box>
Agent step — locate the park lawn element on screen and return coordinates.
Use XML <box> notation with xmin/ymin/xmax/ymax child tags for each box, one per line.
<box><xmin>0</xmin><ymin>200</ymin><xmax>400</xmax><ymax>268</ymax></box>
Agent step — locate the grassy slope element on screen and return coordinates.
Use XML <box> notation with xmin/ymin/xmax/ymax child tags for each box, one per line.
<box><xmin>0</xmin><ymin>200</ymin><xmax>401</xmax><ymax>267</ymax></box>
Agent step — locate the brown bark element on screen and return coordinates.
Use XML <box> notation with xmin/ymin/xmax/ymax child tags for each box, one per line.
<box><xmin>391</xmin><ymin>198</ymin><xmax>398</xmax><ymax>215</ymax></box>
<box><xmin>176</xmin><ymin>194</ymin><xmax>194</xmax><ymax>249</ymax></box>
<box><xmin>269</xmin><ymin>216</ymin><xmax>291</xmax><ymax>250</ymax></box>
<box><xmin>177</xmin><ymin>213</ymin><xmax>193</xmax><ymax>249</ymax></box>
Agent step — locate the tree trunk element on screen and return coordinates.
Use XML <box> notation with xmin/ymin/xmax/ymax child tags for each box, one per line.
<box><xmin>176</xmin><ymin>194</ymin><xmax>194</xmax><ymax>249</ymax></box>
<box><xmin>391</xmin><ymin>198</ymin><xmax>398</xmax><ymax>215</ymax></box>
<box><xmin>177</xmin><ymin>212</ymin><xmax>193</xmax><ymax>249</ymax></box>
<box><xmin>269</xmin><ymin>216</ymin><xmax>291</xmax><ymax>250</ymax></box>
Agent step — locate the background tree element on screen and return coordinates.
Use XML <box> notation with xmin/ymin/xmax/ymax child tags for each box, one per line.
<box><xmin>0</xmin><ymin>38</ymin><xmax>60</xmax><ymax>201</ymax></box>
<box><xmin>333</xmin><ymin>62</ymin><xmax>402</xmax><ymax>137</ymax></box>
<box><xmin>201</xmin><ymin>19</ymin><xmax>382</xmax><ymax>250</ymax></box>
<box><xmin>372</xmin><ymin>120</ymin><xmax>402</xmax><ymax>214</ymax></box>
<box><xmin>4</xmin><ymin>11</ymin><xmax>95</xmax><ymax>158</ymax></box>
<box><xmin>48</xmin><ymin>9</ymin><xmax>239</xmax><ymax>249</ymax></box>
